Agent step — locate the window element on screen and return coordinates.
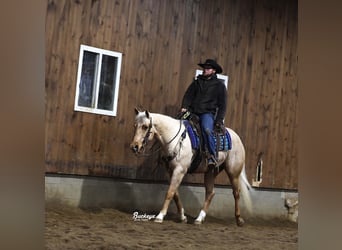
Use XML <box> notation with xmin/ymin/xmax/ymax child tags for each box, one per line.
<box><xmin>74</xmin><ymin>45</ymin><xmax>122</xmax><ymax>116</ymax></box>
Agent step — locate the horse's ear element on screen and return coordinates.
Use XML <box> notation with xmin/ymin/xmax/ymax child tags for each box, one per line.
<box><xmin>134</xmin><ymin>107</ymin><xmax>140</xmax><ymax>115</ymax></box>
<box><xmin>145</xmin><ymin>110</ymin><xmax>150</xmax><ymax>119</ymax></box>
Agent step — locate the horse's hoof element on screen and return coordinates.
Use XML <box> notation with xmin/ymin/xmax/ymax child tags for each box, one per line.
<box><xmin>180</xmin><ymin>216</ymin><xmax>187</xmax><ymax>223</ymax></box>
<box><xmin>154</xmin><ymin>212</ymin><xmax>165</xmax><ymax>223</ymax></box>
<box><xmin>236</xmin><ymin>217</ymin><xmax>245</xmax><ymax>227</ymax></box>
<box><xmin>154</xmin><ymin>218</ymin><xmax>163</xmax><ymax>223</ymax></box>
<box><xmin>194</xmin><ymin>219</ymin><xmax>203</xmax><ymax>225</ymax></box>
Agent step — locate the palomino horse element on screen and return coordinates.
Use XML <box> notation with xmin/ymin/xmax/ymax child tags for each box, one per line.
<box><xmin>130</xmin><ymin>109</ymin><xmax>252</xmax><ymax>226</ymax></box>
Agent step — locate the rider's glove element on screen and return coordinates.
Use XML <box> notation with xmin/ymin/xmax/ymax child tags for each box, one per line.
<box><xmin>214</xmin><ymin>120</ymin><xmax>225</xmax><ymax>134</ymax></box>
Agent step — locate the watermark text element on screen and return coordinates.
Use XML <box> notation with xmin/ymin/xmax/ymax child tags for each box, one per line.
<box><xmin>132</xmin><ymin>211</ymin><xmax>156</xmax><ymax>221</ymax></box>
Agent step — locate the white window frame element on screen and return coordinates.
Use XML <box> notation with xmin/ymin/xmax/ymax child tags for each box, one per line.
<box><xmin>74</xmin><ymin>44</ymin><xmax>122</xmax><ymax>116</ymax></box>
<box><xmin>195</xmin><ymin>69</ymin><xmax>229</xmax><ymax>88</ymax></box>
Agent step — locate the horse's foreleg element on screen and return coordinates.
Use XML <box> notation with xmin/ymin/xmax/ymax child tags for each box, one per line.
<box><xmin>195</xmin><ymin>170</ymin><xmax>216</xmax><ymax>224</ymax></box>
<box><xmin>155</xmin><ymin>166</ymin><xmax>185</xmax><ymax>223</ymax></box>
<box><xmin>165</xmin><ymin>168</ymin><xmax>187</xmax><ymax>223</ymax></box>
<box><xmin>229</xmin><ymin>175</ymin><xmax>245</xmax><ymax>226</ymax></box>
<box><xmin>173</xmin><ymin>190</ymin><xmax>187</xmax><ymax>223</ymax></box>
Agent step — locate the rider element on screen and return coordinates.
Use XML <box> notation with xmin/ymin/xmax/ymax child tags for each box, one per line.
<box><xmin>181</xmin><ymin>59</ymin><xmax>227</xmax><ymax>167</ymax></box>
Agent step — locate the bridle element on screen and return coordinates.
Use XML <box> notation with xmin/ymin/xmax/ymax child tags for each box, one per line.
<box><xmin>142</xmin><ymin>116</ymin><xmax>153</xmax><ymax>149</ymax></box>
<box><xmin>139</xmin><ymin>115</ymin><xmax>185</xmax><ymax>157</ymax></box>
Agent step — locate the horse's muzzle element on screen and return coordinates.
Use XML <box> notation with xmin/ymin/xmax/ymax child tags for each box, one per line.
<box><xmin>130</xmin><ymin>143</ymin><xmax>141</xmax><ymax>155</ymax></box>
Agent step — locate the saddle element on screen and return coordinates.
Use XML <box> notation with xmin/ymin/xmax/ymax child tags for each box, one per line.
<box><xmin>179</xmin><ymin>112</ymin><xmax>232</xmax><ymax>173</ymax></box>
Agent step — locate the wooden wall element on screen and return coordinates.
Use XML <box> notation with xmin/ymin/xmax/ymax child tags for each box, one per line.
<box><xmin>45</xmin><ymin>0</ymin><xmax>298</xmax><ymax>189</ymax></box>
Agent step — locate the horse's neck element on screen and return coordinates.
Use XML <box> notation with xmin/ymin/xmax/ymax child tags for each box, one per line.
<box><xmin>150</xmin><ymin>113</ymin><xmax>181</xmax><ymax>145</ymax></box>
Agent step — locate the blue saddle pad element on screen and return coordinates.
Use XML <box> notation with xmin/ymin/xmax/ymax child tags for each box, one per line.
<box><xmin>183</xmin><ymin>120</ymin><xmax>200</xmax><ymax>149</ymax></box>
<box><xmin>212</xmin><ymin>129</ymin><xmax>232</xmax><ymax>151</ymax></box>
<box><xmin>183</xmin><ymin>120</ymin><xmax>232</xmax><ymax>151</ymax></box>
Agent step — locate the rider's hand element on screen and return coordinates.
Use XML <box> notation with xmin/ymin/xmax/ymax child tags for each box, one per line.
<box><xmin>214</xmin><ymin>121</ymin><xmax>225</xmax><ymax>134</ymax></box>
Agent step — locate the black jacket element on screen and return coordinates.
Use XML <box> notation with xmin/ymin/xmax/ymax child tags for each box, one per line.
<box><xmin>181</xmin><ymin>74</ymin><xmax>227</xmax><ymax>123</ymax></box>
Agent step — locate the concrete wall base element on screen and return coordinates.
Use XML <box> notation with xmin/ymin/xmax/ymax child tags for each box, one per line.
<box><xmin>45</xmin><ymin>174</ymin><xmax>298</xmax><ymax>222</ymax></box>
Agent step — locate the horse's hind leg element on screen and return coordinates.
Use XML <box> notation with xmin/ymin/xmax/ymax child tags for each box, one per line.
<box><xmin>228</xmin><ymin>173</ymin><xmax>245</xmax><ymax>226</ymax></box>
<box><xmin>194</xmin><ymin>170</ymin><xmax>218</xmax><ymax>224</ymax></box>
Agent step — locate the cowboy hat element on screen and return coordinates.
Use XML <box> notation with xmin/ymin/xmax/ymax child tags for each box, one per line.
<box><xmin>198</xmin><ymin>59</ymin><xmax>222</xmax><ymax>74</ymax></box>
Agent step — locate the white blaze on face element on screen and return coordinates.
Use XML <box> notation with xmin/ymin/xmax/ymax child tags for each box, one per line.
<box><xmin>130</xmin><ymin>112</ymin><xmax>152</xmax><ymax>153</ymax></box>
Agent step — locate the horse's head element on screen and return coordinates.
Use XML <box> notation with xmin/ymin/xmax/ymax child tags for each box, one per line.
<box><xmin>130</xmin><ymin>108</ymin><xmax>155</xmax><ymax>154</ymax></box>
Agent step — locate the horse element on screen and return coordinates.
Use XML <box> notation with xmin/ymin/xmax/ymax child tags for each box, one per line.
<box><xmin>130</xmin><ymin>108</ymin><xmax>253</xmax><ymax>226</ymax></box>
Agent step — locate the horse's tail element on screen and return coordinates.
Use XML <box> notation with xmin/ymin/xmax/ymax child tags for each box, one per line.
<box><xmin>239</xmin><ymin>165</ymin><xmax>254</xmax><ymax>215</ymax></box>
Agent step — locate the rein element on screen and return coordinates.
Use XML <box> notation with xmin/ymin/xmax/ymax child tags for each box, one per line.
<box><xmin>139</xmin><ymin>116</ymin><xmax>185</xmax><ymax>158</ymax></box>
<box><xmin>165</xmin><ymin>119</ymin><xmax>183</xmax><ymax>145</ymax></box>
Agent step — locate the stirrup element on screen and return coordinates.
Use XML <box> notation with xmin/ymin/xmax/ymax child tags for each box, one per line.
<box><xmin>207</xmin><ymin>155</ymin><xmax>217</xmax><ymax>167</ymax></box>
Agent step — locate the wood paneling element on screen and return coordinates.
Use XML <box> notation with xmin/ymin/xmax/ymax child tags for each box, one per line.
<box><xmin>45</xmin><ymin>0</ymin><xmax>298</xmax><ymax>189</ymax></box>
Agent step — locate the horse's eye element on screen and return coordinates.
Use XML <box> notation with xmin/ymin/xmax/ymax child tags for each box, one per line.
<box><xmin>142</xmin><ymin>125</ymin><xmax>148</xmax><ymax>130</ymax></box>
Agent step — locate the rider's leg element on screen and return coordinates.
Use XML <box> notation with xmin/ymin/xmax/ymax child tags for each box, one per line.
<box><xmin>199</xmin><ymin>113</ymin><xmax>216</xmax><ymax>162</ymax></box>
